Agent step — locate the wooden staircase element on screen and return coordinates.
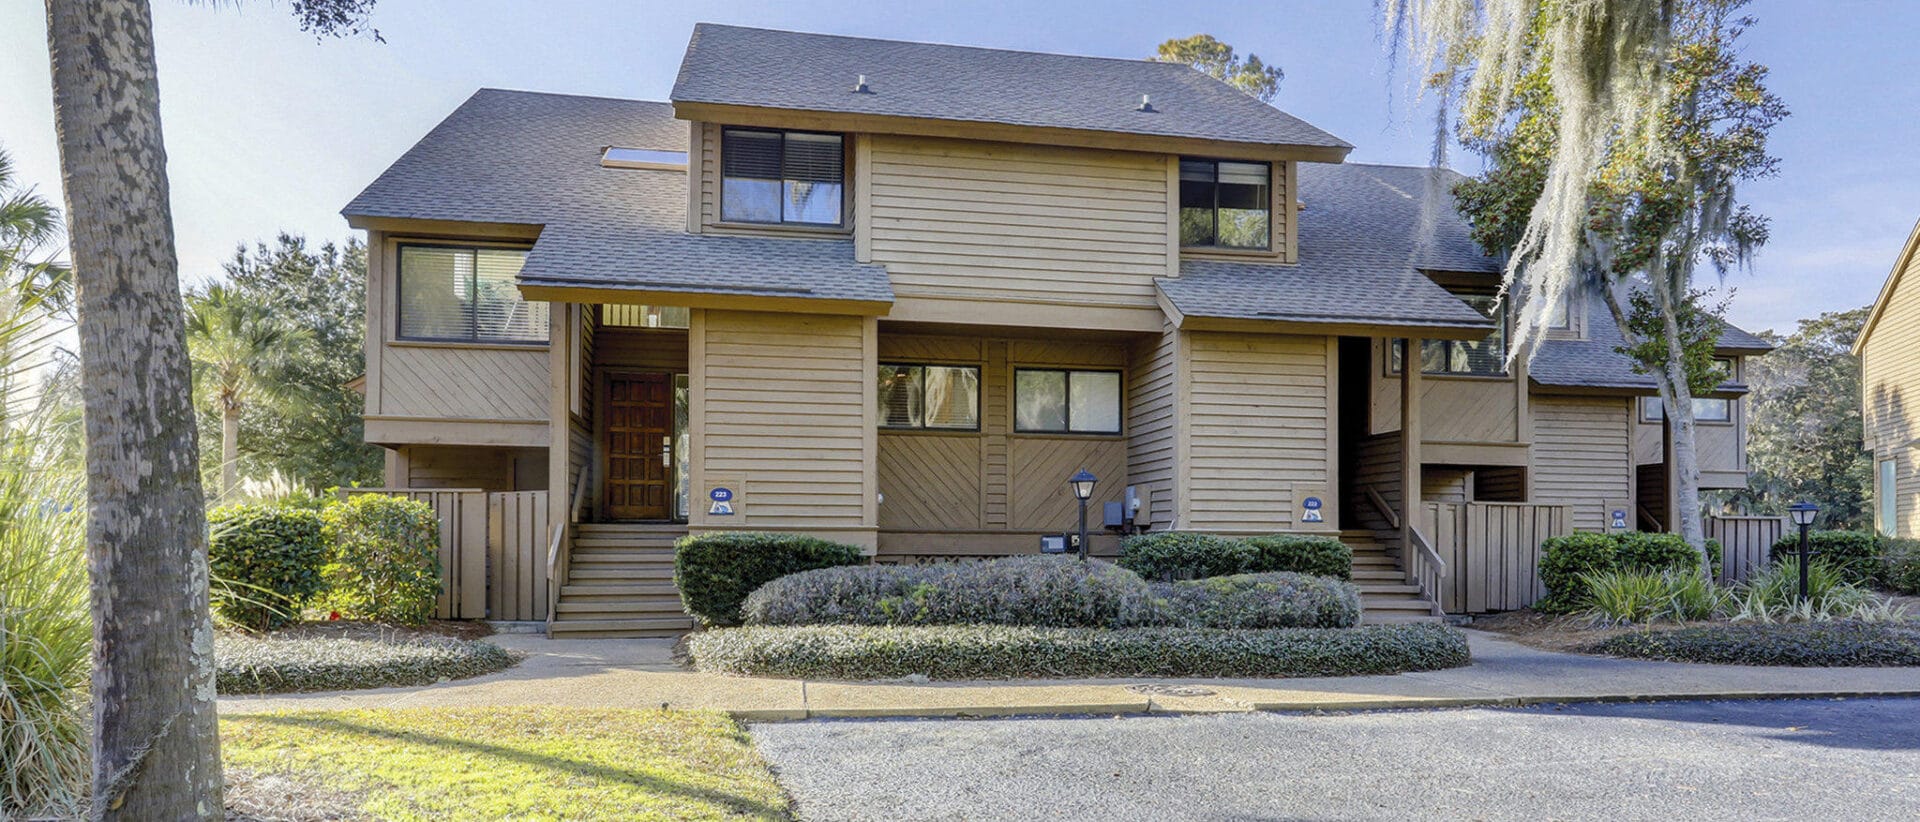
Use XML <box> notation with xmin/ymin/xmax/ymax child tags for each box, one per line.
<box><xmin>1340</xmin><ymin>530</ymin><xmax>1444</xmax><ymax>623</ymax></box>
<box><xmin>548</xmin><ymin>523</ymin><xmax>695</xmax><ymax>639</ymax></box>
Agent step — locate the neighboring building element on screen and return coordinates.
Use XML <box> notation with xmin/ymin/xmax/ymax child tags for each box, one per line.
<box><xmin>344</xmin><ymin>24</ymin><xmax>1766</xmax><ymax>633</ymax></box>
<box><xmin>1856</xmin><ymin>218</ymin><xmax>1920</xmax><ymax>538</ymax></box>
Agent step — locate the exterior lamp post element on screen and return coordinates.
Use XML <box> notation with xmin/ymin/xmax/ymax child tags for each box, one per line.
<box><xmin>1069</xmin><ymin>470</ymin><xmax>1098</xmax><ymax>561</ymax></box>
<box><xmin>1788</xmin><ymin>501</ymin><xmax>1819</xmax><ymax>602</ymax></box>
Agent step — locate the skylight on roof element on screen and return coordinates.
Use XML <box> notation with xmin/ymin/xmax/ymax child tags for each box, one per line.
<box><xmin>602</xmin><ymin>147</ymin><xmax>688</xmax><ymax>169</ymax></box>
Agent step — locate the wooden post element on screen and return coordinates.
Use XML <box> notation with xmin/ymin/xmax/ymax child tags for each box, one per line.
<box><xmin>1401</xmin><ymin>338</ymin><xmax>1423</xmax><ymax>549</ymax></box>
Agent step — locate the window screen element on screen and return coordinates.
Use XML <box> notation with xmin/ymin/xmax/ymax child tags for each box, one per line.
<box><xmin>397</xmin><ymin>245</ymin><xmax>547</xmax><ymax>343</ymax></box>
<box><xmin>722</xmin><ymin>128</ymin><xmax>844</xmax><ymax>225</ymax></box>
<box><xmin>1015</xmin><ymin>369</ymin><xmax>1121</xmax><ymax>434</ymax></box>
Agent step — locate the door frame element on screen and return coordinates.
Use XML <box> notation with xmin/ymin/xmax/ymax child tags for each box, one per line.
<box><xmin>596</xmin><ymin>369</ymin><xmax>680</xmax><ymax>522</ymax></box>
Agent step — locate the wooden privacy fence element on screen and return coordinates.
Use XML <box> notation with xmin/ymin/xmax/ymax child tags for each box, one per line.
<box><xmin>1421</xmin><ymin>502</ymin><xmax>1572</xmax><ymax>614</ymax></box>
<box><xmin>1708</xmin><ymin>515</ymin><xmax>1786</xmax><ymax>585</ymax></box>
<box><xmin>337</xmin><ymin>488</ymin><xmax>550</xmax><ymax>621</ymax></box>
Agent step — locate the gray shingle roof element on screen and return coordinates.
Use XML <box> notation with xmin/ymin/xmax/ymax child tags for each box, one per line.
<box><xmin>342</xmin><ymin>89</ymin><xmax>892</xmax><ymax>304</ymax></box>
<box><xmin>671</xmin><ymin>24</ymin><xmax>1350</xmax><ymax>152</ymax></box>
<box><xmin>1532</xmin><ymin>293</ymin><xmax>1772</xmax><ymax>392</ymax></box>
<box><xmin>1157</xmin><ymin>163</ymin><xmax>1498</xmax><ymax>330</ymax></box>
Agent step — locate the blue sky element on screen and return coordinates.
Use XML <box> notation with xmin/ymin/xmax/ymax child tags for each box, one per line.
<box><xmin>3</xmin><ymin>0</ymin><xmax>1916</xmax><ymax>334</ymax></box>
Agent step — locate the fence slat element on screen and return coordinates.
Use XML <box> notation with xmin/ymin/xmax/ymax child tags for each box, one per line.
<box><xmin>1709</xmin><ymin>515</ymin><xmax>1784</xmax><ymax>584</ymax></box>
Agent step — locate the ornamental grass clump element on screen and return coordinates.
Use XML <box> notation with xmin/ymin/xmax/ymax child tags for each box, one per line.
<box><xmin>1768</xmin><ymin>530</ymin><xmax>1883</xmax><ymax>587</ymax></box>
<box><xmin>1581</xmin><ymin>569</ymin><xmax>1726</xmax><ymax>627</ymax></box>
<box><xmin>1726</xmin><ymin>559</ymin><xmax>1903</xmax><ymax>624</ymax></box>
<box><xmin>0</xmin><ymin>442</ymin><xmax>88</xmax><ymax>818</ymax></box>
<box><xmin>321</xmin><ymin>495</ymin><xmax>442</xmax><ymax>625</ymax></box>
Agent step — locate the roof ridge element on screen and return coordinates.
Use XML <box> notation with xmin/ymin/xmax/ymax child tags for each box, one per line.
<box><xmin>474</xmin><ymin>87</ymin><xmax>669</xmax><ymax>106</ymax></box>
<box><xmin>690</xmin><ymin>22</ymin><xmax>1187</xmax><ymax>70</ymax></box>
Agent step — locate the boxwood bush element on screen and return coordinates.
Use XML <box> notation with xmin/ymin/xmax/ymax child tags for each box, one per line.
<box><xmin>1119</xmin><ymin>532</ymin><xmax>1353</xmax><ymax>581</ymax></box>
<box><xmin>321</xmin><ymin>495</ymin><xmax>442</xmax><ymax>626</ymax></box>
<box><xmin>1587</xmin><ymin>621</ymin><xmax>1920</xmax><ymax>667</ymax></box>
<box><xmin>1151</xmin><ymin>572</ymin><xmax>1359</xmax><ymax>629</ymax></box>
<box><xmin>688</xmin><ymin>623</ymin><xmax>1470</xmax><ymax>680</ymax></box>
<box><xmin>1539</xmin><ymin>531</ymin><xmax>1719</xmax><ymax>610</ymax></box>
<box><xmin>676</xmin><ymin>532</ymin><xmax>866</xmax><ymax>627</ymax></box>
<box><xmin>208</xmin><ymin>503</ymin><xmax>328</xmax><ymax>631</ymax></box>
<box><xmin>1770</xmin><ymin>530</ymin><xmax>1882</xmax><ymax>587</ymax></box>
<box><xmin>744</xmin><ymin>556</ymin><xmax>1155</xmax><ymax>628</ymax></box>
<box><xmin>1241</xmin><ymin>535</ymin><xmax>1353</xmax><ymax>580</ymax></box>
<box><xmin>1118</xmin><ymin>532</ymin><xmax>1250</xmax><ymax>580</ymax></box>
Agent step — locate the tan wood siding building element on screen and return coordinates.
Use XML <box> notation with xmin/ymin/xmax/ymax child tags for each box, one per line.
<box><xmin>1183</xmin><ymin>332</ymin><xmax>1335</xmax><ymax>533</ymax></box>
<box><xmin>1532</xmin><ymin>396</ymin><xmax>1634</xmax><ymax>531</ymax></box>
<box><xmin>1857</xmin><ymin>220</ymin><xmax>1920</xmax><ymax>537</ymax></box>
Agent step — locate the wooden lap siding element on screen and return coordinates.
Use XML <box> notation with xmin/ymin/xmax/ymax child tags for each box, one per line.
<box><xmin>690</xmin><ymin>309</ymin><xmax>875</xmax><ymax>543</ymax></box>
<box><xmin>1531</xmin><ymin>396</ymin><xmax>1633</xmax><ymax>531</ymax></box>
<box><xmin>1125</xmin><ymin>325</ymin><xmax>1180</xmax><ymax>529</ymax></box>
<box><xmin>867</xmin><ymin>136</ymin><xmax>1170</xmax><ymax>307</ymax></box>
<box><xmin>1183</xmin><ymin>332</ymin><xmax>1333</xmax><ymax>533</ymax></box>
<box><xmin>1862</xmin><ymin>238</ymin><xmax>1920</xmax><ymax>537</ymax></box>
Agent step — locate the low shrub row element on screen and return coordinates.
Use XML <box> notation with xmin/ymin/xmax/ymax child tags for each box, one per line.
<box><xmin>1118</xmin><ymin>532</ymin><xmax>1352</xmax><ymax>581</ymax></box>
<box><xmin>209</xmin><ymin>495</ymin><xmax>443</xmax><ymax>629</ymax></box>
<box><xmin>215</xmin><ymin>634</ymin><xmax>520</xmax><ymax>694</ymax></box>
<box><xmin>687</xmin><ymin>623</ymin><xmax>1470</xmax><ymax>680</ymax></box>
<box><xmin>1539</xmin><ymin>531</ymin><xmax>1720</xmax><ymax>610</ymax></box>
<box><xmin>675</xmin><ymin>532</ymin><xmax>867</xmax><ymax>627</ymax></box>
<box><xmin>743</xmin><ymin>557</ymin><xmax>1361</xmax><ymax>630</ymax></box>
<box><xmin>1586</xmin><ymin>621</ymin><xmax>1920</xmax><ymax>667</ymax></box>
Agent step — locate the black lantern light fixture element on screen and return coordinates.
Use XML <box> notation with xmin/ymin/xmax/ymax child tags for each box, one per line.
<box><xmin>1788</xmin><ymin>501</ymin><xmax>1819</xmax><ymax>602</ymax></box>
<box><xmin>1069</xmin><ymin>469</ymin><xmax>1098</xmax><ymax>561</ymax></box>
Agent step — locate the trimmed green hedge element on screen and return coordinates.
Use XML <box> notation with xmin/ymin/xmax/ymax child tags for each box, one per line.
<box><xmin>209</xmin><ymin>503</ymin><xmax>328</xmax><ymax>631</ymax></box>
<box><xmin>1770</xmin><ymin>530</ymin><xmax>1882</xmax><ymax>587</ymax></box>
<box><xmin>675</xmin><ymin>532</ymin><xmax>866</xmax><ymax>627</ymax></box>
<box><xmin>1587</xmin><ymin>621</ymin><xmax>1920</xmax><ymax>667</ymax></box>
<box><xmin>1539</xmin><ymin>531</ymin><xmax>1719</xmax><ymax>610</ymax></box>
<box><xmin>1119</xmin><ymin>532</ymin><xmax>1352</xmax><ymax>581</ymax></box>
<box><xmin>744</xmin><ymin>556</ymin><xmax>1155</xmax><ymax>628</ymax></box>
<box><xmin>215</xmin><ymin>635</ymin><xmax>521</xmax><ymax>694</ymax></box>
<box><xmin>1151</xmin><ymin>572</ymin><xmax>1359</xmax><ymax>629</ymax></box>
<box><xmin>688</xmin><ymin>623</ymin><xmax>1470</xmax><ymax>680</ymax></box>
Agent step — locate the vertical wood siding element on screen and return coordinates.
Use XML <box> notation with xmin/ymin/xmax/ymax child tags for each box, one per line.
<box><xmin>1707</xmin><ymin>515</ymin><xmax>1785</xmax><ymax>584</ymax></box>
<box><xmin>693</xmin><ymin>310</ymin><xmax>872</xmax><ymax>531</ymax></box>
<box><xmin>1532</xmin><ymin>396</ymin><xmax>1633</xmax><ymax>531</ymax></box>
<box><xmin>486</xmin><ymin>490</ymin><xmax>551</xmax><ymax>621</ymax></box>
<box><xmin>1126</xmin><ymin>326</ymin><xmax>1180</xmax><ymax>528</ymax></box>
<box><xmin>1184</xmin><ymin>332</ymin><xmax>1331</xmax><ymax>532</ymax></box>
<box><xmin>1423</xmin><ymin>501</ymin><xmax>1571</xmax><ymax>613</ymax></box>
<box><xmin>867</xmin><ymin>135</ymin><xmax>1170</xmax><ymax>307</ymax></box>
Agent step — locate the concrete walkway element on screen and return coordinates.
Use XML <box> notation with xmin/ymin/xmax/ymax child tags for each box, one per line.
<box><xmin>218</xmin><ymin>629</ymin><xmax>1920</xmax><ymax>720</ymax></box>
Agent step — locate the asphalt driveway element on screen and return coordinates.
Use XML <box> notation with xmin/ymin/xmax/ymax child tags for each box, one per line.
<box><xmin>752</xmin><ymin>697</ymin><xmax>1920</xmax><ymax>821</ymax></box>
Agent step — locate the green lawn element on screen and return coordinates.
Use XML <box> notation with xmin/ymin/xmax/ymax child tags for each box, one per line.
<box><xmin>221</xmin><ymin>707</ymin><xmax>790</xmax><ymax>821</ymax></box>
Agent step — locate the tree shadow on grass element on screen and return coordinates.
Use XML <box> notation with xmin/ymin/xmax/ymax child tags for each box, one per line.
<box><xmin>242</xmin><ymin>712</ymin><xmax>785</xmax><ymax>819</ymax></box>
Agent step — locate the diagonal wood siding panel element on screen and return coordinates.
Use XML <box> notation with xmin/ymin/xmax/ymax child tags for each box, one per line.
<box><xmin>1009</xmin><ymin>437</ymin><xmax>1128</xmax><ymax>532</ymax></box>
<box><xmin>878</xmin><ymin>434</ymin><xmax>984</xmax><ymax>530</ymax></box>
<box><xmin>379</xmin><ymin>345</ymin><xmax>549</xmax><ymax>421</ymax></box>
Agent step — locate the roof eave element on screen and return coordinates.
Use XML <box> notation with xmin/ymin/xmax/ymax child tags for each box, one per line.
<box><xmin>1851</xmin><ymin>216</ymin><xmax>1920</xmax><ymax>356</ymax></box>
<box><xmin>670</xmin><ymin>100</ymin><xmax>1352</xmax><ymax>163</ymax></box>
<box><xmin>518</xmin><ymin>279</ymin><xmax>894</xmax><ymax>317</ymax></box>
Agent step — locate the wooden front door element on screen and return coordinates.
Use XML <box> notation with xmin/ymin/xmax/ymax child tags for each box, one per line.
<box><xmin>603</xmin><ymin>372</ymin><xmax>673</xmax><ymax>520</ymax></box>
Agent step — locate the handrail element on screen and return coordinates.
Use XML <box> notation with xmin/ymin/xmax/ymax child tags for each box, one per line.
<box><xmin>545</xmin><ymin>471</ymin><xmax>592</xmax><ymax>626</ymax></box>
<box><xmin>1364</xmin><ymin>486</ymin><xmax>1400</xmax><ymax>531</ymax></box>
<box><xmin>1406</xmin><ymin>525</ymin><xmax>1447</xmax><ymax>579</ymax></box>
<box><xmin>1404</xmin><ymin>524</ymin><xmax>1448</xmax><ymax>618</ymax></box>
<box><xmin>1636</xmin><ymin>503</ymin><xmax>1663</xmax><ymax>531</ymax></box>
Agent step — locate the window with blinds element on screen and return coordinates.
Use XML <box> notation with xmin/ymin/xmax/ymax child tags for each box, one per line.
<box><xmin>877</xmin><ymin>364</ymin><xmax>979</xmax><ymax>430</ymax></box>
<box><xmin>397</xmin><ymin>245</ymin><xmax>548</xmax><ymax>344</ymax></box>
<box><xmin>720</xmin><ymin>127</ymin><xmax>844</xmax><ymax>226</ymax></box>
<box><xmin>1390</xmin><ymin>294</ymin><xmax>1508</xmax><ymax>376</ymax></box>
<box><xmin>1179</xmin><ymin>158</ymin><xmax>1272</xmax><ymax>249</ymax></box>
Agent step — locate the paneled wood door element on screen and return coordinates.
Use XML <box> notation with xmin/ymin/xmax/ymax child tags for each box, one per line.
<box><xmin>602</xmin><ymin>372</ymin><xmax>672</xmax><ymax>520</ymax></box>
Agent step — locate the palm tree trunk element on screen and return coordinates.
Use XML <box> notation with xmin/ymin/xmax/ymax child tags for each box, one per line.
<box><xmin>44</xmin><ymin>1</ymin><xmax>223</xmax><ymax>818</ymax></box>
<box><xmin>222</xmin><ymin>404</ymin><xmax>239</xmax><ymax>499</ymax></box>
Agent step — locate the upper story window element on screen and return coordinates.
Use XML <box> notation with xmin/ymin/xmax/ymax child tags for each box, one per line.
<box><xmin>1179</xmin><ymin>158</ymin><xmax>1271</xmax><ymax>250</ymax></box>
<box><xmin>397</xmin><ymin>245</ymin><xmax>547</xmax><ymax>344</ymax></box>
<box><xmin>1391</xmin><ymin>294</ymin><xmax>1507</xmax><ymax>376</ymax></box>
<box><xmin>1015</xmin><ymin>369</ymin><xmax>1122</xmax><ymax>434</ymax></box>
<box><xmin>721</xmin><ymin>128</ymin><xmax>844</xmax><ymax>226</ymax></box>
<box><xmin>1638</xmin><ymin>358</ymin><xmax>1736</xmax><ymax>423</ymax></box>
<box><xmin>878</xmin><ymin>364</ymin><xmax>980</xmax><ymax>430</ymax></box>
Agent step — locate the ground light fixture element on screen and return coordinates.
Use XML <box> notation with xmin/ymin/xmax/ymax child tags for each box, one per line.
<box><xmin>1788</xmin><ymin>501</ymin><xmax>1819</xmax><ymax>602</ymax></box>
<box><xmin>1069</xmin><ymin>470</ymin><xmax>1098</xmax><ymax>561</ymax></box>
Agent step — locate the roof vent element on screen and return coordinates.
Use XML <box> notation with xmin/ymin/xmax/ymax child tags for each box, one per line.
<box><xmin>854</xmin><ymin>74</ymin><xmax>871</xmax><ymax>93</ymax></box>
<box><xmin>1136</xmin><ymin>94</ymin><xmax>1155</xmax><ymax>113</ymax></box>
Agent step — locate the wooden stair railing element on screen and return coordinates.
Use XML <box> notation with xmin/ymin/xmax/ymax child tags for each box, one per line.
<box><xmin>1403</xmin><ymin>525</ymin><xmax>1448</xmax><ymax>617</ymax></box>
<box><xmin>545</xmin><ymin>471</ymin><xmax>593</xmax><ymax>626</ymax></box>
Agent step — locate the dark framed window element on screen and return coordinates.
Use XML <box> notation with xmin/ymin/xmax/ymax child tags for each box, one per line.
<box><xmin>1640</xmin><ymin>395</ymin><xmax>1734</xmax><ymax>424</ymax></box>
<box><xmin>1391</xmin><ymin>294</ymin><xmax>1507</xmax><ymax>376</ymax></box>
<box><xmin>1014</xmin><ymin>368</ymin><xmax>1122</xmax><ymax>434</ymax></box>
<box><xmin>721</xmin><ymin>128</ymin><xmax>845</xmax><ymax>225</ymax></box>
<box><xmin>1179</xmin><ymin>158</ymin><xmax>1271</xmax><ymax>249</ymax></box>
<box><xmin>396</xmin><ymin>244</ymin><xmax>547</xmax><ymax>344</ymax></box>
<box><xmin>878</xmin><ymin>364</ymin><xmax>980</xmax><ymax>430</ymax></box>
